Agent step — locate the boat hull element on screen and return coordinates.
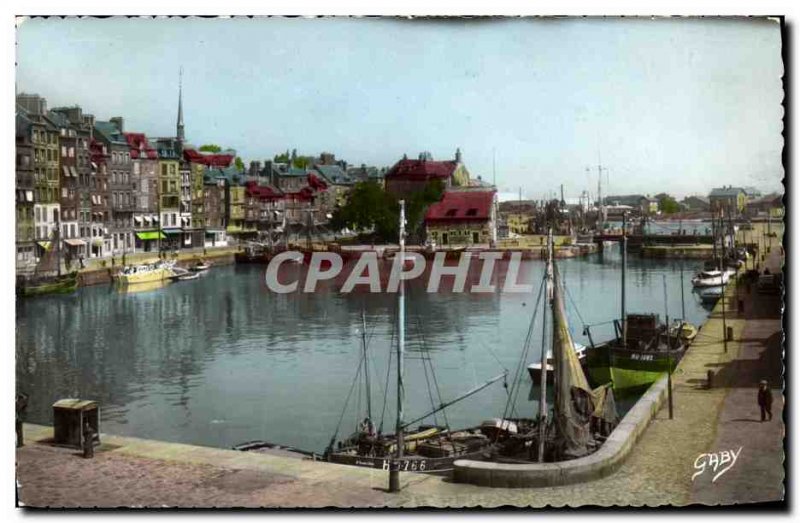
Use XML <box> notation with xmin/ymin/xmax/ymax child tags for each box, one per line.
<box><xmin>586</xmin><ymin>343</ymin><xmax>683</xmax><ymax>397</ymax></box>
<box><xmin>118</xmin><ymin>267</ymin><xmax>173</xmax><ymax>285</ymax></box>
<box><xmin>18</xmin><ymin>274</ymin><xmax>78</xmax><ymax>297</ymax></box>
<box><xmin>326</xmin><ymin>445</ymin><xmax>492</xmax><ymax>473</ymax></box>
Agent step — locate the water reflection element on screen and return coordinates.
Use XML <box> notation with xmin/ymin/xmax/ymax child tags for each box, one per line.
<box><xmin>16</xmin><ymin>252</ymin><xmax>711</xmax><ymax>452</ymax></box>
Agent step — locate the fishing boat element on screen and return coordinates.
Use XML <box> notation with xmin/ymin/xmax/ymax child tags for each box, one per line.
<box><xmin>585</xmin><ymin>314</ymin><xmax>686</xmax><ymax>397</ymax></box>
<box><xmin>489</xmin><ymin>229</ymin><xmax>619</xmax><ymax>462</ymax></box>
<box><xmin>117</xmin><ymin>260</ymin><xmax>175</xmax><ymax>285</ymax></box>
<box><xmin>323</xmin><ymin>201</ymin><xmax>506</xmax><ymax>474</ymax></box>
<box><xmin>585</xmin><ymin>213</ymin><xmax>686</xmax><ymax>398</ymax></box>
<box><xmin>17</xmin><ymin>224</ymin><xmax>79</xmax><ymax>297</ymax></box>
<box><xmin>17</xmin><ymin>272</ymin><xmax>78</xmax><ymax>297</ymax></box>
<box><xmin>526</xmin><ymin>342</ymin><xmax>587</xmax><ymax>385</ymax></box>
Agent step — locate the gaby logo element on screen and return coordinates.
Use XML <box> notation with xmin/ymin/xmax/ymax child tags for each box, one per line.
<box><xmin>263</xmin><ymin>251</ymin><xmax>537</xmax><ymax>294</ymax></box>
<box><xmin>691</xmin><ymin>447</ymin><xmax>742</xmax><ymax>483</ymax></box>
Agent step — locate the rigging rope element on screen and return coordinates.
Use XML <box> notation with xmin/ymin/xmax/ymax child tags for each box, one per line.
<box><xmin>498</xmin><ymin>274</ymin><xmax>546</xmax><ymax>433</ymax></box>
<box><xmin>563</xmin><ymin>274</ymin><xmax>587</xmax><ymax>331</ymax></box>
<box><xmin>326</xmin><ymin>345</ymin><xmax>365</xmax><ymax>454</ymax></box>
<box><xmin>378</xmin><ymin>300</ymin><xmax>397</xmax><ymax>435</ymax></box>
<box><xmin>413</xmin><ymin>304</ymin><xmax>452</xmax><ymax>434</ymax></box>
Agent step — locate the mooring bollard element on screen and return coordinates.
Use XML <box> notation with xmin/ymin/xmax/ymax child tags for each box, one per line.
<box><xmin>707</xmin><ymin>370</ymin><xmax>714</xmax><ymax>389</ymax></box>
<box><xmin>726</xmin><ymin>326</ymin><xmax>733</xmax><ymax>342</ymax></box>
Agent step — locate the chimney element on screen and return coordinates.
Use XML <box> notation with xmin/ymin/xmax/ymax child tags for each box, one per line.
<box><xmin>17</xmin><ymin>93</ymin><xmax>47</xmax><ymax>115</ymax></box>
<box><xmin>110</xmin><ymin>116</ymin><xmax>124</xmax><ymax>133</ymax></box>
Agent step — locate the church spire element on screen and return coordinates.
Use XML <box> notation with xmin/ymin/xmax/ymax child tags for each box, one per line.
<box><xmin>177</xmin><ymin>67</ymin><xmax>185</xmax><ymax>143</ymax></box>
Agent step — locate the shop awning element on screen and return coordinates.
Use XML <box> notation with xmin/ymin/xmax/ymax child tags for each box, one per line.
<box><xmin>134</xmin><ymin>216</ymin><xmax>143</xmax><ymax>224</ymax></box>
<box><xmin>37</xmin><ymin>241</ymin><xmax>52</xmax><ymax>251</ymax></box>
<box><xmin>62</xmin><ymin>166</ymin><xmax>70</xmax><ymax>178</ymax></box>
<box><xmin>92</xmin><ymin>239</ymin><xmax>104</xmax><ymax>247</ymax></box>
<box><xmin>162</xmin><ymin>228</ymin><xmax>183</xmax><ymax>235</ymax></box>
<box><xmin>70</xmin><ymin>166</ymin><xmax>78</xmax><ymax>177</ymax></box>
<box><xmin>136</xmin><ymin>231</ymin><xmax>166</xmax><ymax>241</ymax></box>
<box><xmin>64</xmin><ymin>239</ymin><xmax>86</xmax><ymax>247</ymax></box>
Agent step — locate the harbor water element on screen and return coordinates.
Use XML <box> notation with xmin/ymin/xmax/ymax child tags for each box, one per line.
<box><xmin>16</xmin><ymin>248</ymin><xmax>712</xmax><ymax>454</ymax></box>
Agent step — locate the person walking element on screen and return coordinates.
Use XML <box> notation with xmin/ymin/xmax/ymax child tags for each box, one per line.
<box><xmin>758</xmin><ymin>379</ymin><xmax>773</xmax><ymax>422</ymax></box>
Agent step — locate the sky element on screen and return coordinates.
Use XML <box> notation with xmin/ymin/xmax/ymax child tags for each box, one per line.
<box><xmin>16</xmin><ymin>16</ymin><xmax>784</xmax><ymax>200</ymax></box>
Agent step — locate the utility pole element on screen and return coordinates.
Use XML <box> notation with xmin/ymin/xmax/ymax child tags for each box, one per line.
<box><xmin>389</xmin><ymin>200</ymin><xmax>406</xmax><ymax>493</ymax></box>
<box><xmin>720</xmin><ymin>208</ymin><xmax>728</xmax><ymax>353</ymax></box>
<box><xmin>538</xmin><ymin>228</ymin><xmax>553</xmax><ymax>462</ymax></box>
<box><xmin>663</xmin><ymin>275</ymin><xmax>674</xmax><ymax>419</ymax></box>
<box><xmin>621</xmin><ymin>212</ymin><xmax>628</xmax><ymax>348</ymax></box>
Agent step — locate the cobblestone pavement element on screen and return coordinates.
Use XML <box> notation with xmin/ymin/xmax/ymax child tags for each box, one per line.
<box><xmin>16</xmin><ymin>225</ymin><xmax>785</xmax><ymax>508</ymax></box>
<box><xmin>690</xmin><ymin>236</ymin><xmax>785</xmax><ymax>505</ymax></box>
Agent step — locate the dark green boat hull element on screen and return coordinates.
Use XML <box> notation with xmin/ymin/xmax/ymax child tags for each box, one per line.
<box><xmin>18</xmin><ymin>274</ymin><xmax>79</xmax><ymax>297</ymax></box>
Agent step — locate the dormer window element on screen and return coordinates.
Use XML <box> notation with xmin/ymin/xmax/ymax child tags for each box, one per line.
<box><xmin>445</xmin><ymin>209</ymin><xmax>457</xmax><ymax>217</ymax></box>
<box><xmin>466</xmin><ymin>208</ymin><xmax>478</xmax><ymax>217</ymax></box>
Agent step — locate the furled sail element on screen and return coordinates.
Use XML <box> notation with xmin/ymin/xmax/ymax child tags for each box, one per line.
<box><xmin>551</xmin><ymin>264</ymin><xmax>618</xmax><ymax>458</ymax></box>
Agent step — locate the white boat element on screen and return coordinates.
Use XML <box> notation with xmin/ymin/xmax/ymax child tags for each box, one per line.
<box><xmin>117</xmin><ymin>261</ymin><xmax>175</xmax><ymax>285</ymax></box>
<box><xmin>191</xmin><ymin>260</ymin><xmax>211</xmax><ymax>272</ymax></box>
<box><xmin>527</xmin><ymin>342</ymin><xmax>587</xmax><ymax>384</ymax></box>
<box><xmin>691</xmin><ymin>269</ymin><xmax>730</xmax><ymax>288</ymax></box>
<box><xmin>170</xmin><ymin>266</ymin><xmax>199</xmax><ymax>281</ymax></box>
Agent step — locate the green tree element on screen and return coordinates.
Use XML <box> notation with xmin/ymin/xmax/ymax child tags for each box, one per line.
<box><xmin>235</xmin><ymin>156</ymin><xmax>245</xmax><ymax>171</ymax></box>
<box><xmin>329</xmin><ymin>181</ymin><xmax>398</xmax><ymax>240</ymax></box>
<box><xmin>658</xmin><ymin>195</ymin><xmax>681</xmax><ymax>214</ymax></box>
<box><xmin>199</xmin><ymin>144</ymin><xmax>222</xmax><ymax>153</ymax></box>
<box><xmin>404</xmin><ymin>179</ymin><xmax>445</xmax><ymax>242</ymax></box>
<box><xmin>292</xmin><ymin>156</ymin><xmax>311</xmax><ymax>169</ymax></box>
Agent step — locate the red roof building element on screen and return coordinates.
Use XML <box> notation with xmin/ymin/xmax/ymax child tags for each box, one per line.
<box><xmin>384</xmin><ymin>149</ymin><xmax>471</xmax><ymax>198</ymax></box>
<box><xmin>183</xmin><ymin>148</ymin><xmax>235</xmax><ymax>168</ymax></box>
<box><xmin>123</xmin><ymin>132</ymin><xmax>157</xmax><ymax>159</ymax></box>
<box><xmin>424</xmin><ymin>189</ymin><xmax>497</xmax><ymax>247</ymax></box>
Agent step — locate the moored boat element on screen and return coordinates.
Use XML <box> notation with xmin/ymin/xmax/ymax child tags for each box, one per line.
<box><xmin>17</xmin><ymin>272</ymin><xmax>78</xmax><ymax>297</ymax></box>
<box><xmin>117</xmin><ymin>261</ymin><xmax>175</xmax><ymax>285</ymax></box>
<box><xmin>527</xmin><ymin>342</ymin><xmax>587</xmax><ymax>385</ymax></box>
<box><xmin>691</xmin><ymin>269</ymin><xmax>730</xmax><ymax>288</ymax></box>
<box><xmin>585</xmin><ymin>314</ymin><xmax>686</xmax><ymax>398</ymax></box>
<box><xmin>322</xmin><ymin>202</ymin><xmax>504</xmax><ymax>474</ymax></box>
<box><xmin>191</xmin><ymin>259</ymin><xmax>211</xmax><ymax>272</ymax></box>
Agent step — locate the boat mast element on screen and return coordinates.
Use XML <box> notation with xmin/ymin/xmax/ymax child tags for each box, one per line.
<box><xmin>538</xmin><ymin>227</ymin><xmax>554</xmax><ymax>462</ymax></box>
<box><xmin>389</xmin><ymin>199</ymin><xmax>406</xmax><ymax>493</ymax></box>
<box><xmin>621</xmin><ymin>211</ymin><xmax>627</xmax><ymax>348</ymax></box>
<box><xmin>361</xmin><ymin>309</ymin><xmax>372</xmax><ymax>423</ymax></box>
<box><xmin>55</xmin><ymin>218</ymin><xmax>62</xmax><ymax>277</ymax></box>
<box><xmin>662</xmin><ymin>275</ymin><xmax>674</xmax><ymax>419</ymax></box>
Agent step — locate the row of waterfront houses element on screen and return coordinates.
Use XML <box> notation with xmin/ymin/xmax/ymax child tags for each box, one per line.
<box><xmin>14</xmin><ymin>90</ymin><xmax>376</xmax><ymax>275</ymax></box>
<box><xmin>15</xmin><ymin>89</ymin><xmax>502</xmax><ymax>275</ymax></box>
